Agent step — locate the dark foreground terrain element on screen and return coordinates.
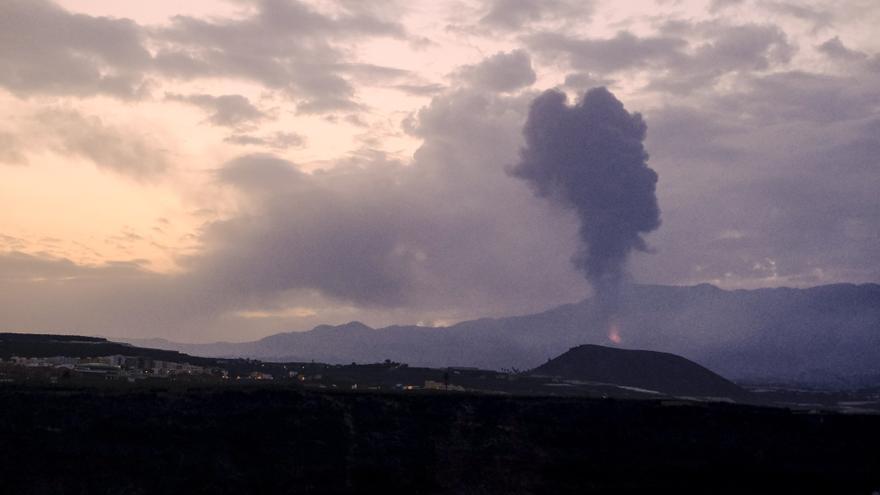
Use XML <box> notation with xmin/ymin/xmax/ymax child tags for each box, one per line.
<box><xmin>2</xmin><ymin>384</ymin><xmax>879</xmax><ymax>494</ymax></box>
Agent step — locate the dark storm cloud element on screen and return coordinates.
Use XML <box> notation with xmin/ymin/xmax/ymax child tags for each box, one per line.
<box><xmin>0</xmin><ymin>0</ymin><xmax>151</xmax><ymax>98</ymax></box>
<box><xmin>166</xmin><ymin>93</ymin><xmax>269</xmax><ymax>129</ymax></box>
<box><xmin>512</xmin><ymin>88</ymin><xmax>660</xmax><ymax>293</ymax></box>
<box><xmin>455</xmin><ymin>50</ymin><xmax>536</xmax><ymax>92</ymax></box>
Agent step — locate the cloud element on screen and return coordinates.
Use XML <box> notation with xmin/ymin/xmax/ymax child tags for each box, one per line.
<box><xmin>653</xmin><ymin>22</ymin><xmax>794</xmax><ymax>92</ymax></box>
<box><xmin>337</xmin><ymin>63</ymin><xmax>412</xmax><ymax>85</ymax></box>
<box><xmin>0</xmin><ymin>250</ymin><xmax>220</xmax><ymax>338</ymax></box>
<box><xmin>392</xmin><ymin>83</ymin><xmax>447</xmax><ymax>96</ymax></box>
<box><xmin>630</xmin><ymin>66</ymin><xmax>880</xmax><ymax>289</ymax></box>
<box><xmin>1</xmin><ymin>1</ymin><xmax>879</xmax><ymax>343</ymax></box>
<box><xmin>479</xmin><ymin>0</ymin><xmax>594</xmax><ymax>30</ymax></box>
<box><xmin>0</xmin><ymin>131</ymin><xmax>27</xmax><ymax>165</ymax></box>
<box><xmin>0</xmin><ymin>0</ymin><xmax>411</xmax><ymax>110</ymax></box>
<box><xmin>761</xmin><ymin>1</ymin><xmax>833</xmax><ymax>32</ymax></box>
<box><xmin>528</xmin><ymin>30</ymin><xmax>687</xmax><ymax>73</ymax></box>
<box><xmin>0</xmin><ymin>108</ymin><xmax>171</xmax><ymax>179</ymax></box>
<box><xmin>643</xmin><ymin>105</ymin><xmax>743</xmax><ymax>165</ymax></box>
<box><xmin>0</xmin><ymin>88</ymin><xmax>590</xmax><ymax>340</ymax></box>
<box><xmin>688</xmin><ymin>23</ymin><xmax>793</xmax><ymax>71</ymax></box>
<box><xmin>708</xmin><ymin>0</ymin><xmax>746</xmax><ymax>13</ymax></box>
<box><xmin>716</xmin><ymin>71</ymin><xmax>880</xmax><ymax>123</ymax></box>
<box><xmin>817</xmin><ymin>37</ymin><xmax>866</xmax><ymax>61</ymax></box>
<box><xmin>529</xmin><ymin>22</ymin><xmax>793</xmax><ymax>92</ymax></box>
<box><xmin>31</xmin><ymin>109</ymin><xmax>171</xmax><ymax>180</ymax></box>
<box><xmin>0</xmin><ymin>251</ymin><xmax>149</xmax><ymax>282</ymax></box>
<box><xmin>224</xmin><ymin>132</ymin><xmax>306</xmax><ymax>150</ymax></box>
<box><xmin>455</xmin><ymin>50</ymin><xmax>536</xmax><ymax>92</ymax></box>
<box><xmin>195</xmin><ymin>155</ymin><xmax>421</xmax><ymax>307</ymax></box>
<box><xmin>562</xmin><ymin>72</ymin><xmax>613</xmax><ymax>91</ymax></box>
<box><xmin>0</xmin><ymin>0</ymin><xmax>151</xmax><ymax>98</ymax></box>
<box><xmin>166</xmin><ymin>93</ymin><xmax>269</xmax><ymax>129</ymax></box>
<box><xmin>191</xmin><ymin>115</ymin><xmax>584</xmax><ymax>312</ymax></box>
<box><xmin>153</xmin><ymin>0</ymin><xmax>407</xmax><ymax>112</ymax></box>
<box><xmin>816</xmin><ymin>36</ymin><xmax>880</xmax><ymax>72</ymax></box>
<box><xmin>3</xmin><ymin>69</ymin><xmax>880</xmax><ymax>341</ymax></box>
<box><xmin>183</xmin><ymin>72</ymin><xmax>878</xmax><ymax>330</ymax></box>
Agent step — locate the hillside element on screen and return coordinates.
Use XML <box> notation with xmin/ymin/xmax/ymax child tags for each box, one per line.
<box><xmin>0</xmin><ymin>332</ymin><xmax>221</xmax><ymax>367</ymax></box>
<box><xmin>531</xmin><ymin>344</ymin><xmax>746</xmax><ymax>398</ymax></box>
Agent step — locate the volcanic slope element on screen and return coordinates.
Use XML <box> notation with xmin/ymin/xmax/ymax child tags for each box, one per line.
<box><xmin>532</xmin><ymin>344</ymin><xmax>747</xmax><ymax>398</ymax></box>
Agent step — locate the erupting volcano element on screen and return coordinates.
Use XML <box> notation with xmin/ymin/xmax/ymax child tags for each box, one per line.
<box><xmin>511</xmin><ymin>87</ymin><xmax>661</xmax><ymax>334</ymax></box>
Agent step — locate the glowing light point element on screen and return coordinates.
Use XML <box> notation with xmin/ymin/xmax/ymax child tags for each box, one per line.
<box><xmin>608</xmin><ymin>323</ymin><xmax>623</xmax><ymax>344</ymax></box>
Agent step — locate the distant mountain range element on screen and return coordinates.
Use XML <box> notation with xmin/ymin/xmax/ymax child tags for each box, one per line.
<box><xmin>126</xmin><ymin>283</ymin><xmax>880</xmax><ymax>385</ymax></box>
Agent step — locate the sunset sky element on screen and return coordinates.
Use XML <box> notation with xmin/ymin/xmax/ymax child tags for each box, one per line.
<box><xmin>1</xmin><ymin>0</ymin><xmax>878</xmax><ymax>342</ymax></box>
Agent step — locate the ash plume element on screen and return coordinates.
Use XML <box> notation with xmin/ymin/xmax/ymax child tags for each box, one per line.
<box><xmin>512</xmin><ymin>87</ymin><xmax>660</xmax><ymax>298</ymax></box>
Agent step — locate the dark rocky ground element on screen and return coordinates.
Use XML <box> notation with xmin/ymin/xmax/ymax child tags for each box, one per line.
<box><xmin>1</xmin><ymin>383</ymin><xmax>879</xmax><ymax>494</ymax></box>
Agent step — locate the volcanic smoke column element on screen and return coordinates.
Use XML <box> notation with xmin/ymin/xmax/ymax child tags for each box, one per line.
<box><xmin>511</xmin><ymin>88</ymin><xmax>661</xmax><ymax>317</ymax></box>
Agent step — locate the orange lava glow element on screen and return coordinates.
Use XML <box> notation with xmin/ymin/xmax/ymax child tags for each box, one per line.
<box><xmin>608</xmin><ymin>322</ymin><xmax>622</xmax><ymax>344</ymax></box>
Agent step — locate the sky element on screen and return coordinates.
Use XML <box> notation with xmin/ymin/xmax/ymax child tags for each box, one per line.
<box><xmin>1</xmin><ymin>0</ymin><xmax>878</xmax><ymax>342</ymax></box>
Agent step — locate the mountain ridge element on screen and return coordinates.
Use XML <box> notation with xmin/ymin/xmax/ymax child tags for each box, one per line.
<box><xmin>119</xmin><ymin>282</ymin><xmax>880</xmax><ymax>384</ymax></box>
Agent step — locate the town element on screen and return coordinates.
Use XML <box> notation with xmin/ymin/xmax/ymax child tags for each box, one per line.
<box><xmin>0</xmin><ymin>333</ymin><xmax>520</xmax><ymax>392</ymax></box>
<box><xmin>0</xmin><ymin>351</ymin><xmax>548</xmax><ymax>395</ymax></box>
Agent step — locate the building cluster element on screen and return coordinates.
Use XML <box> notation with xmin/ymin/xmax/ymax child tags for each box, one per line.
<box><xmin>247</xmin><ymin>371</ymin><xmax>274</xmax><ymax>380</ymax></box>
<box><xmin>1</xmin><ymin>355</ymin><xmax>488</xmax><ymax>392</ymax></box>
<box><xmin>424</xmin><ymin>380</ymin><xmax>466</xmax><ymax>392</ymax></box>
<box><xmin>3</xmin><ymin>355</ymin><xmax>217</xmax><ymax>380</ymax></box>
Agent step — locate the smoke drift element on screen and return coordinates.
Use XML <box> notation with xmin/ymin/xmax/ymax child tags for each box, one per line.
<box><xmin>512</xmin><ymin>87</ymin><xmax>660</xmax><ymax>299</ymax></box>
